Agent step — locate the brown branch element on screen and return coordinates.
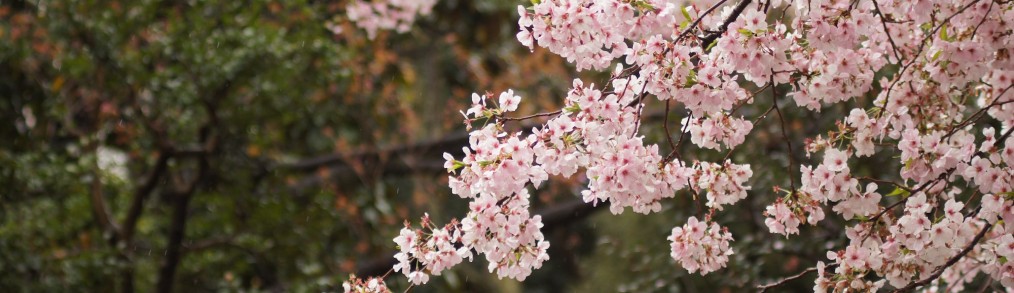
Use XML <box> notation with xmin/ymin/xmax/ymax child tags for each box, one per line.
<box><xmin>500</xmin><ymin>110</ymin><xmax>563</xmax><ymax>122</ymax></box>
<box><xmin>997</xmin><ymin>124</ymin><xmax>1014</xmax><ymax>144</ymax></box>
<box><xmin>155</xmin><ymin>183</ymin><xmax>200</xmax><ymax>293</ymax></box>
<box><xmin>675</xmin><ymin>0</ymin><xmax>730</xmax><ymax>43</ymax></box>
<box><xmin>771</xmin><ymin>76</ymin><xmax>797</xmax><ymax>193</ymax></box>
<box><xmin>866</xmin><ymin>172</ymin><xmax>947</xmax><ymax>224</ymax></box>
<box><xmin>277</xmin><ymin>131</ymin><xmax>471</xmax><ymax>173</ymax></box>
<box><xmin>699</xmin><ymin>0</ymin><xmax>754</xmax><ymax>49</ymax></box>
<box><xmin>858</xmin><ymin>176</ymin><xmax>911</xmax><ymax>192</ymax></box>
<box><xmin>756</xmin><ymin>264</ymin><xmax>832</xmax><ymax>292</ymax></box>
<box><xmin>120</xmin><ymin>151</ymin><xmax>171</xmax><ymax>244</ymax></box>
<box><xmin>287</xmin><ymin>110</ymin><xmax>671</xmax><ymax>192</ymax></box>
<box><xmin>89</xmin><ymin>164</ymin><xmax>121</xmax><ymax>246</ymax></box>
<box><xmin>632</xmin><ymin>76</ymin><xmax>652</xmax><ymax>136</ymax></box>
<box><xmin>890</xmin><ymin>222</ymin><xmax>993</xmax><ymax>293</ymax></box>
<box><xmin>155</xmin><ymin>77</ymin><xmax>225</xmax><ymax>293</ymax></box>
<box><xmin>663</xmin><ymin>100</ymin><xmax>677</xmax><ymax>151</ymax></box>
<box><xmin>942</xmin><ymin>83</ymin><xmax>1014</xmax><ymax>140</ymax></box>
<box><xmin>871</xmin><ymin>0</ymin><xmax>903</xmax><ymax>63</ymax></box>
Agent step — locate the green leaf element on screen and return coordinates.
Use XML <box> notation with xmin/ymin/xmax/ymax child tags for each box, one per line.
<box><xmin>939</xmin><ymin>23</ymin><xmax>954</xmax><ymax>42</ymax></box>
<box><xmin>447</xmin><ymin>161</ymin><xmax>465</xmax><ymax>173</ymax></box>
<box><xmin>684</xmin><ymin>68</ymin><xmax>697</xmax><ymax>87</ymax></box>
<box><xmin>565</xmin><ymin>103</ymin><xmax>581</xmax><ymax>113</ymax></box>
<box><xmin>681</xmin><ymin>6</ymin><xmax>692</xmax><ymax>22</ymax></box>
<box><xmin>633</xmin><ymin>1</ymin><xmax>655</xmax><ymax>10</ymax></box>
<box><xmin>885</xmin><ymin>186</ymin><xmax>910</xmax><ymax>197</ymax></box>
<box><xmin>705</xmin><ymin>39</ymin><xmax>719</xmax><ymax>51</ymax></box>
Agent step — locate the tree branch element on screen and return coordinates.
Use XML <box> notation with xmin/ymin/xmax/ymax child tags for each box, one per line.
<box><xmin>121</xmin><ymin>151</ymin><xmax>171</xmax><ymax>244</ymax></box>
<box><xmin>155</xmin><ymin>75</ymin><xmax>226</xmax><ymax>293</ymax></box>
<box><xmin>890</xmin><ymin>222</ymin><xmax>993</xmax><ymax>293</ymax></box>
<box><xmin>756</xmin><ymin>264</ymin><xmax>830</xmax><ymax>292</ymax></box>
<box><xmin>771</xmin><ymin>76</ymin><xmax>797</xmax><ymax>193</ymax></box>
<box><xmin>699</xmin><ymin>0</ymin><xmax>754</xmax><ymax>49</ymax></box>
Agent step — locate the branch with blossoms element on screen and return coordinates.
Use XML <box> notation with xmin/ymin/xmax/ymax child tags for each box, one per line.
<box><xmin>341</xmin><ymin>0</ymin><xmax>1014</xmax><ymax>292</ymax></box>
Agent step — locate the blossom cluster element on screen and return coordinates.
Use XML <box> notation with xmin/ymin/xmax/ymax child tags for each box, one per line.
<box><xmin>763</xmin><ymin>190</ymin><xmax>825</xmax><ymax>236</ymax></box>
<box><xmin>392</xmin><ymin>214</ymin><xmax>467</xmax><ymax>285</ymax></box>
<box><xmin>391</xmin><ymin>192</ymin><xmax>551</xmax><ymax>285</ymax></box>
<box><xmin>667</xmin><ymin>216</ymin><xmax>735</xmax><ymax>275</ymax></box>
<box><xmin>341</xmin><ymin>0</ymin><xmax>1014</xmax><ymax>291</ymax></box>
<box><xmin>346</xmin><ymin>0</ymin><xmax>437</xmax><ymax>39</ymax></box>
<box><xmin>682</xmin><ymin>113</ymin><xmax>754</xmax><ymax>150</ymax></box>
<box><xmin>517</xmin><ymin>0</ymin><xmax>683</xmax><ymax>71</ymax></box>
<box><xmin>342</xmin><ymin>275</ymin><xmax>391</xmax><ymax>293</ymax></box>
<box><xmin>460</xmin><ymin>190</ymin><xmax>550</xmax><ymax>281</ymax></box>
<box><xmin>693</xmin><ymin>160</ymin><xmax>752</xmax><ymax>210</ymax></box>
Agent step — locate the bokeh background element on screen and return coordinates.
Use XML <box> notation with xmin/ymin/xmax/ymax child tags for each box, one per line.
<box><xmin>1</xmin><ymin>0</ymin><xmax>898</xmax><ymax>292</ymax></box>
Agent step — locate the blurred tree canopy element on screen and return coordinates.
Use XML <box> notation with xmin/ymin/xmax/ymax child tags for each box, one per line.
<box><xmin>1</xmin><ymin>0</ymin><xmax>897</xmax><ymax>292</ymax></box>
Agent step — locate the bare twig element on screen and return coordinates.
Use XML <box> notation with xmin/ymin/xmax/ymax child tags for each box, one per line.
<box><xmin>500</xmin><ymin>110</ymin><xmax>563</xmax><ymax>122</ymax></box>
<box><xmin>858</xmin><ymin>176</ymin><xmax>911</xmax><ymax>192</ymax></box>
<box><xmin>757</xmin><ymin>265</ymin><xmax>828</xmax><ymax>292</ymax></box>
<box><xmin>664</xmin><ymin>100</ymin><xmax>677</xmax><ymax>150</ymax></box>
<box><xmin>771</xmin><ymin>75</ymin><xmax>797</xmax><ymax>193</ymax></box>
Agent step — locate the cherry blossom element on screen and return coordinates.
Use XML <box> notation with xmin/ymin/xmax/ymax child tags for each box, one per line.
<box><xmin>668</xmin><ymin>216</ymin><xmax>735</xmax><ymax>275</ymax></box>
<box><xmin>343</xmin><ymin>275</ymin><xmax>391</xmax><ymax>293</ymax></box>
<box><xmin>337</xmin><ymin>0</ymin><xmax>1014</xmax><ymax>291</ymax></box>
<box><xmin>346</xmin><ymin>0</ymin><xmax>437</xmax><ymax>39</ymax></box>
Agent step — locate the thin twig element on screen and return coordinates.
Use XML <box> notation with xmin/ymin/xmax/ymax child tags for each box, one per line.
<box><xmin>871</xmin><ymin>0</ymin><xmax>903</xmax><ymax>62</ymax></box>
<box><xmin>857</xmin><ymin>176</ymin><xmax>911</xmax><ymax>192</ymax></box>
<box><xmin>771</xmin><ymin>75</ymin><xmax>797</xmax><ymax>193</ymax></box>
<box><xmin>500</xmin><ymin>110</ymin><xmax>564</xmax><ymax>122</ymax></box>
<box><xmin>757</xmin><ymin>265</ymin><xmax>825</xmax><ymax>292</ymax></box>
<box><xmin>664</xmin><ymin>100</ymin><xmax>677</xmax><ymax>150</ymax></box>
<box><xmin>675</xmin><ymin>0</ymin><xmax>731</xmax><ymax>43</ymax></box>
<box><xmin>700</xmin><ymin>0</ymin><xmax>754</xmax><ymax>49</ymax></box>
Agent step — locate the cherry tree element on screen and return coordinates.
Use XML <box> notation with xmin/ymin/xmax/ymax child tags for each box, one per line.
<box><xmin>343</xmin><ymin>0</ymin><xmax>1014</xmax><ymax>292</ymax></box>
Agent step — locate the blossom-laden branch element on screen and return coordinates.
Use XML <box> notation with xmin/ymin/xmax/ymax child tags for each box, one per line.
<box><xmin>890</xmin><ymin>222</ymin><xmax>993</xmax><ymax>293</ymax></box>
<box><xmin>340</xmin><ymin>0</ymin><xmax>1014</xmax><ymax>292</ymax></box>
